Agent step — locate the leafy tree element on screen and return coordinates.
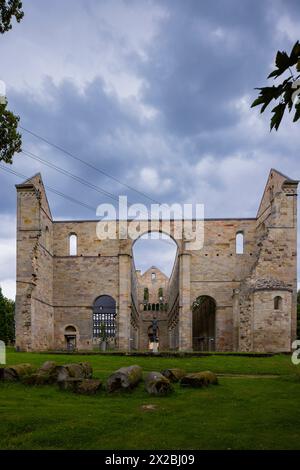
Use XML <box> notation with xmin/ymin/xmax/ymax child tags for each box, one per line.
<box><xmin>0</xmin><ymin>0</ymin><xmax>24</xmax><ymax>34</ymax></box>
<box><xmin>251</xmin><ymin>41</ymin><xmax>300</xmax><ymax>130</ymax></box>
<box><xmin>0</xmin><ymin>99</ymin><xmax>22</xmax><ymax>163</ymax></box>
<box><xmin>0</xmin><ymin>286</ymin><xmax>15</xmax><ymax>344</ymax></box>
<box><xmin>0</xmin><ymin>1</ymin><xmax>23</xmax><ymax>163</ymax></box>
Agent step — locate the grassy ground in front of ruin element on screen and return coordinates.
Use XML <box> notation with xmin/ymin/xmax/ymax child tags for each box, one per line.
<box><xmin>1</xmin><ymin>349</ymin><xmax>300</xmax><ymax>450</ymax></box>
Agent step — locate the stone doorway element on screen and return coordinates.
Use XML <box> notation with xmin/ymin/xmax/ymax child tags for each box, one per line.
<box><xmin>148</xmin><ymin>324</ymin><xmax>160</xmax><ymax>351</ymax></box>
<box><xmin>64</xmin><ymin>325</ymin><xmax>77</xmax><ymax>351</ymax></box>
<box><xmin>192</xmin><ymin>296</ymin><xmax>216</xmax><ymax>351</ymax></box>
<box><xmin>65</xmin><ymin>335</ymin><xmax>76</xmax><ymax>351</ymax></box>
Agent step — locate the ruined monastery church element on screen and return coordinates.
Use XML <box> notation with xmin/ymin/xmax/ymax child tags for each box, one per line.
<box><xmin>15</xmin><ymin>169</ymin><xmax>298</xmax><ymax>353</ymax></box>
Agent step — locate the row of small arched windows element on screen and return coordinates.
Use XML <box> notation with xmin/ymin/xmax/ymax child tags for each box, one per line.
<box><xmin>67</xmin><ymin>233</ymin><xmax>245</xmax><ymax>255</ymax></box>
<box><xmin>143</xmin><ymin>303</ymin><xmax>168</xmax><ymax>312</ymax></box>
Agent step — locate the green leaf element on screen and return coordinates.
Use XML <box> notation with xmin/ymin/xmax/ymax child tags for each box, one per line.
<box><xmin>268</xmin><ymin>69</ymin><xmax>281</xmax><ymax>78</ymax></box>
<box><xmin>290</xmin><ymin>41</ymin><xmax>300</xmax><ymax>65</ymax></box>
<box><xmin>267</xmin><ymin>45</ymin><xmax>300</xmax><ymax>79</ymax></box>
<box><xmin>283</xmin><ymin>82</ymin><xmax>294</xmax><ymax>112</ymax></box>
<box><xmin>270</xmin><ymin>102</ymin><xmax>286</xmax><ymax>131</ymax></box>
<box><xmin>275</xmin><ymin>50</ymin><xmax>290</xmax><ymax>69</ymax></box>
<box><xmin>293</xmin><ymin>102</ymin><xmax>300</xmax><ymax>122</ymax></box>
<box><xmin>251</xmin><ymin>85</ymin><xmax>285</xmax><ymax>113</ymax></box>
<box><xmin>267</xmin><ymin>50</ymin><xmax>291</xmax><ymax>79</ymax></box>
<box><xmin>251</xmin><ymin>96</ymin><xmax>266</xmax><ymax>108</ymax></box>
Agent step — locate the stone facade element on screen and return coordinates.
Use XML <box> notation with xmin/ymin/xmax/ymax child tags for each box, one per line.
<box><xmin>15</xmin><ymin>169</ymin><xmax>298</xmax><ymax>352</ymax></box>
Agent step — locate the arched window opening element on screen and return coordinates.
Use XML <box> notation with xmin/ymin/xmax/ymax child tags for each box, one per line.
<box><xmin>274</xmin><ymin>296</ymin><xmax>282</xmax><ymax>310</ymax></box>
<box><xmin>144</xmin><ymin>287</ymin><xmax>149</xmax><ymax>302</ymax></box>
<box><xmin>69</xmin><ymin>233</ymin><xmax>77</xmax><ymax>256</ymax></box>
<box><xmin>45</xmin><ymin>226</ymin><xmax>50</xmax><ymax>251</ymax></box>
<box><xmin>65</xmin><ymin>325</ymin><xmax>77</xmax><ymax>334</ymax></box>
<box><xmin>236</xmin><ymin>232</ymin><xmax>244</xmax><ymax>254</ymax></box>
<box><xmin>158</xmin><ymin>287</ymin><xmax>163</xmax><ymax>301</ymax></box>
<box><xmin>93</xmin><ymin>295</ymin><xmax>116</xmax><ymax>339</ymax></box>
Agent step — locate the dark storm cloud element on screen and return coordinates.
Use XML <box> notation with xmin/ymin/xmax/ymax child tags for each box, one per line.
<box><xmin>7</xmin><ymin>76</ymin><xmax>159</xmax><ymax>218</ymax></box>
<box><xmin>138</xmin><ymin>0</ymin><xmax>292</xmax><ymax>137</ymax></box>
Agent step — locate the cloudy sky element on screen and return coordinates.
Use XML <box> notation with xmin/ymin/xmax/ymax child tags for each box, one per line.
<box><xmin>0</xmin><ymin>0</ymin><xmax>299</xmax><ymax>299</ymax></box>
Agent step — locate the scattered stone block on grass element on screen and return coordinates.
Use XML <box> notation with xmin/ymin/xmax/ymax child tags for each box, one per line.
<box><xmin>0</xmin><ymin>363</ymin><xmax>35</xmax><ymax>382</ymax></box>
<box><xmin>161</xmin><ymin>368</ymin><xmax>186</xmax><ymax>382</ymax></box>
<box><xmin>58</xmin><ymin>378</ymin><xmax>102</xmax><ymax>394</ymax></box>
<box><xmin>180</xmin><ymin>371</ymin><xmax>218</xmax><ymax>387</ymax></box>
<box><xmin>56</xmin><ymin>362</ymin><xmax>93</xmax><ymax>381</ymax></box>
<box><xmin>76</xmin><ymin>379</ymin><xmax>102</xmax><ymax>395</ymax></box>
<box><xmin>24</xmin><ymin>361</ymin><xmax>60</xmax><ymax>385</ymax></box>
<box><xmin>145</xmin><ymin>372</ymin><xmax>173</xmax><ymax>396</ymax></box>
<box><xmin>106</xmin><ymin>365</ymin><xmax>142</xmax><ymax>392</ymax></box>
<box><xmin>57</xmin><ymin>378</ymin><xmax>83</xmax><ymax>392</ymax></box>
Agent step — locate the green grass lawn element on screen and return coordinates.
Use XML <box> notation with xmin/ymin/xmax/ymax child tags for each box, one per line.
<box><xmin>1</xmin><ymin>350</ymin><xmax>300</xmax><ymax>450</ymax></box>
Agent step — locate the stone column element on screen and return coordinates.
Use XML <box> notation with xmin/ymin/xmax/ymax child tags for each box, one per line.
<box><xmin>232</xmin><ymin>288</ymin><xmax>240</xmax><ymax>351</ymax></box>
<box><xmin>178</xmin><ymin>252</ymin><xmax>192</xmax><ymax>351</ymax></box>
<box><xmin>118</xmin><ymin>253</ymin><xmax>131</xmax><ymax>351</ymax></box>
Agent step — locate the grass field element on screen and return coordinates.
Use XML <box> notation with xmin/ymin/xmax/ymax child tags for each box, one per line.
<box><xmin>1</xmin><ymin>349</ymin><xmax>300</xmax><ymax>450</ymax></box>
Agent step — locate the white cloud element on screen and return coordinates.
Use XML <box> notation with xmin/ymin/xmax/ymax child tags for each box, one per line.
<box><xmin>1</xmin><ymin>279</ymin><xmax>15</xmax><ymax>301</ymax></box>
<box><xmin>139</xmin><ymin>167</ymin><xmax>172</xmax><ymax>194</ymax></box>
<box><xmin>0</xmin><ymin>0</ymin><xmax>167</xmax><ymax>106</ymax></box>
<box><xmin>276</xmin><ymin>15</ymin><xmax>299</xmax><ymax>43</ymax></box>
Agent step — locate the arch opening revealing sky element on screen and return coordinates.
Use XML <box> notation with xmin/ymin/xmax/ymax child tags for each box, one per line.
<box><xmin>132</xmin><ymin>232</ymin><xmax>178</xmax><ymax>277</ymax></box>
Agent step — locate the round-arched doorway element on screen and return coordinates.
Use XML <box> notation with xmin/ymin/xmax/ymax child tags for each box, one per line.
<box><xmin>192</xmin><ymin>295</ymin><xmax>216</xmax><ymax>351</ymax></box>
<box><xmin>64</xmin><ymin>325</ymin><xmax>77</xmax><ymax>351</ymax></box>
<box><xmin>93</xmin><ymin>295</ymin><xmax>117</xmax><ymax>340</ymax></box>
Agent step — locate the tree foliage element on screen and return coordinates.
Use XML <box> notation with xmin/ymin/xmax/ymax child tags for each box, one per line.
<box><xmin>0</xmin><ymin>99</ymin><xmax>22</xmax><ymax>163</ymax></box>
<box><xmin>0</xmin><ymin>0</ymin><xmax>24</xmax><ymax>34</ymax></box>
<box><xmin>0</xmin><ymin>286</ymin><xmax>15</xmax><ymax>344</ymax></box>
<box><xmin>251</xmin><ymin>41</ymin><xmax>300</xmax><ymax>130</ymax></box>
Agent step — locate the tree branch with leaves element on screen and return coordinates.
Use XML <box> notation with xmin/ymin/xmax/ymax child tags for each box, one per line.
<box><xmin>0</xmin><ymin>0</ymin><xmax>23</xmax><ymax>163</ymax></box>
<box><xmin>251</xmin><ymin>41</ymin><xmax>300</xmax><ymax>130</ymax></box>
<box><xmin>0</xmin><ymin>0</ymin><xmax>24</xmax><ymax>34</ymax></box>
<box><xmin>0</xmin><ymin>99</ymin><xmax>22</xmax><ymax>163</ymax></box>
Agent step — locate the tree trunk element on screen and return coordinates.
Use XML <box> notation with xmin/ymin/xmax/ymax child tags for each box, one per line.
<box><xmin>145</xmin><ymin>371</ymin><xmax>173</xmax><ymax>396</ymax></box>
<box><xmin>106</xmin><ymin>365</ymin><xmax>142</xmax><ymax>392</ymax></box>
